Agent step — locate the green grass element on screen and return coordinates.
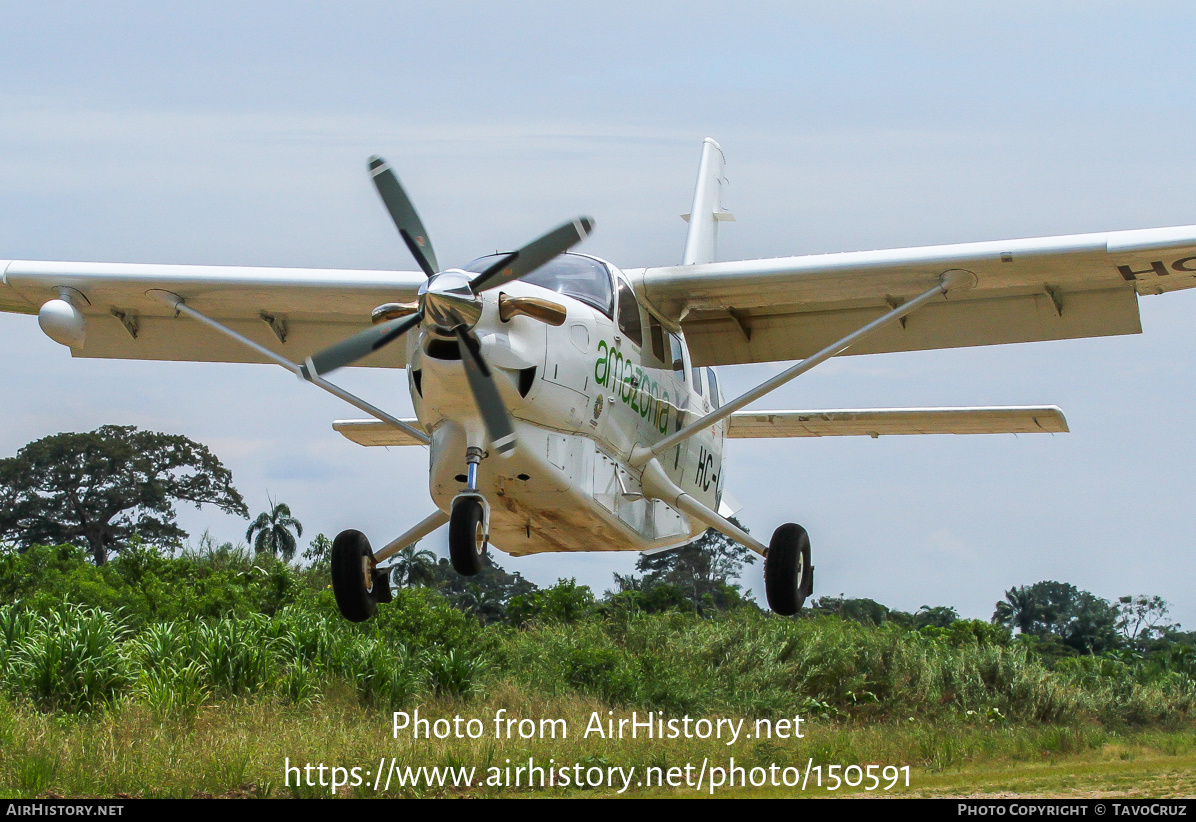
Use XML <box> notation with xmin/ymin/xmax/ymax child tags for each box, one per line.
<box><xmin>0</xmin><ymin>688</ymin><xmax>1193</xmax><ymax>798</ymax></box>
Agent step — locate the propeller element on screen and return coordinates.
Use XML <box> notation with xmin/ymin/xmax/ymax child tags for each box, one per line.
<box><xmin>301</xmin><ymin>155</ymin><xmax>595</xmax><ymax>455</ymax></box>
<box><xmin>368</xmin><ymin>156</ymin><xmax>438</xmax><ymax>278</ymax></box>
<box><xmin>455</xmin><ymin>327</ymin><xmax>517</xmax><ymax>454</ymax></box>
<box><xmin>300</xmin><ymin>310</ymin><xmax>423</xmax><ymax>382</ymax></box>
<box><xmin>468</xmin><ymin>217</ymin><xmax>595</xmax><ymax>293</ymax></box>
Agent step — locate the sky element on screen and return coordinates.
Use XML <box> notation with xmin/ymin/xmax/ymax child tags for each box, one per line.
<box><xmin>1</xmin><ymin>2</ymin><xmax>1195</xmax><ymax>626</ymax></box>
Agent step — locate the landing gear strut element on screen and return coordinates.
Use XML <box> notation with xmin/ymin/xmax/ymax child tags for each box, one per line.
<box><xmin>764</xmin><ymin>523</ymin><xmax>813</xmax><ymax>616</ymax></box>
<box><xmin>449</xmin><ymin>446</ymin><xmax>488</xmax><ymax>576</ymax></box>
<box><xmin>330</xmin><ymin>529</ymin><xmax>392</xmax><ymax>622</ymax></box>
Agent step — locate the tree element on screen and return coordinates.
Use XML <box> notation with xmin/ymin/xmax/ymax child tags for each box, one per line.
<box><xmin>391</xmin><ymin>543</ymin><xmax>438</xmax><ymax>588</ymax></box>
<box><xmin>809</xmin><ymin>596</ymin><xmax>893</xmax><ymax>626</ymax></box>
<box><xmin>991</xmin><ymin>581</ymin><xmax>1121</xmax><ymax>654</ymax></box>
<box><xmin>428</xmin><ymin>553</ymin><xmax>537</xmax><ymax>618</ymax></box>
<box><xmin>993</xmin><ymin>585</ymin><xmax>1040</xmax><ymax>635</ymax></box>
<box><xmin>614</xmin><ymin>518</ymin><xmax>757</xmax><ymax>611</ymax></box>
<box><xmin>1116</xmin><ymin>595</ymin><xmax>1178</xmax><ymax>647</ymax></box>
<box><xmin>302</xmin><ymin>533</ymin><xmax>333</xmax><ymax>569</ymax></box>
<box><xmin>508</xmin><ymin>578</ymin><xmax>596</xmax><ymax>624</ymax></box>
<box><xmin>0</xmin><ymin>425</ymin><xmax>248</xmax><ymax>565</ymax></box>
<box><xmin>245</xmin><ymin>498</ymin><xmax>303</xmax><ymax>561</ymax></box>
<box><xmin>914</xmin><ymin>605</ymin><xmax>960</xmax><ymax>629</ymax></box>
<box><xmin>457</xmin><ymin>583</ymin><xmax>506</xmax><ymax>623</ymax></box>
<box><xmin>1066</xmin><ymin>591</ymin><xmax>1121</xmax><ymax>654</ymax></box>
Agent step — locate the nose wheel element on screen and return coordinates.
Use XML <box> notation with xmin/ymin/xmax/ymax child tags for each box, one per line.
<box><xmin>764</xmin><ymin>523</ymin><xmax>813</xmax><ymax>616</ymax></box>
<box><xmin>449</xmin><ymin>496</ymin><xmax>488</xmax><ymax>575</ymax></box>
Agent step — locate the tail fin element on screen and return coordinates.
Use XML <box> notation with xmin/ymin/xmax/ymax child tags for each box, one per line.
<box><xmin>680</xmin><ymin>138</ymin><xmax>735</xmax><ymax>265</ymax></box>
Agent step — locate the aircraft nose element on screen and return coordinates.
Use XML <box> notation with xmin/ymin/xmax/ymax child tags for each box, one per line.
<box><xmin>419</xmin><ymin>269</ymin><xmax>482</xmax><ymax>332</ymax></box>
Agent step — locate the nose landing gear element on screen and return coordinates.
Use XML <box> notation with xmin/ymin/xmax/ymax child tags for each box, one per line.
<box><xmin>449</xmin><ymin>446</ymin><xmax>489</xmax><ymax>576</ymax></box>
<box><xmin>449</xmin><ymin>496</ymin><xmax>488</xmax><ymax>575</ymax></box>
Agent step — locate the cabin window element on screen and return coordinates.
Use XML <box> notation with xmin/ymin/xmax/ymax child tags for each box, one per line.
<box><xmin>616</xmin><ymin>279</ymin><xmax>643</xmax><ymax>347</ymax></box>
<box><xmin>463</xmin><ymin>253</ymin><xmax>613</xmax><ymax>317</ymax></box>
<box><xmin>668</xmin><ymin>333</ymin><xmax>686</xmax><ymax>376</ymax></box>
<box><xmin>707</xmin><ymin>368</ymin><xmax>721</xmax><ymax>409</ymax></box>
<box><xmin>649</xmin><ymin>317</ymin><xmax>667</xmax><ymax>365</ymax></box>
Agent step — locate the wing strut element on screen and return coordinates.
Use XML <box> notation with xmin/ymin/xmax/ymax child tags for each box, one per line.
<box><xmin>373</xmin><ymin>509</ymin><xmax>451</xmax><ymax>564</ymax></box>
<box><xmin>632</xmin><ymin>270</ymin><xmax>974</xmax><ymax>467</ymax></box>
<box><xmin>146</xmin><ymin>289</ymin><xmax>430</xmax><ymax>446</ymax></box>
<box><xmin>639</xmin><ymin>458</ymin><xmax>768</xmax><ymax>556</ymax></box>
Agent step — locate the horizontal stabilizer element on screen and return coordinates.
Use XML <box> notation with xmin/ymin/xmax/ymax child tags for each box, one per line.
<box><xmin>718</xmin><ymin>490</ymin><xmax>743</xmax><ymax>518</ymax></box>
<box><xmin>333</xmin><ymin>418</ymin><xmax>427</xmax><ymax>447</ymax></box>
<box><xmin>727</xmin><ymin>406</ymin><xmax>1068</xmax><ymax>438</ymax></box>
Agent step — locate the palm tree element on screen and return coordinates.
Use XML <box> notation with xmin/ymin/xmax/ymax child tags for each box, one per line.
<box><xmin>302</xmin><ymin>533</ymin><xmax>332</xmax><ymax>569</ymax></box>
<box><xmin>245</xmin><ymin>497</ymin><xmax>303</xmax><ymax>561</ymax></box>
<box><xmin>993</xmin><ymin>585</ymin><xmax>1040</xmax><ymax>635</ymax></box>
<box><xmin>457</xmin><ymin>583</ymin><xmax>504</xmax><ymax>623</ymax></box>
<box><xmin>391</xmin><ymin>543</ymin><xmax>437</xmax><ymax>587</ymax></box>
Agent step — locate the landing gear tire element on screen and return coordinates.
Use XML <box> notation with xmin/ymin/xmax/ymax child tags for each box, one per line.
<box><xmin>331</xmin><ymin>529</ymin><xmax>378</xmax><ymax>622</ymax></box>
<box><xmin>765</xmin><ymin>523</ymin><xmax>813</xmax><ymax>616</ymax></box>
<box><xmin>449</xmin><ymin>497</ymin><xmax>487</xmax><ymax>576</ymax></box>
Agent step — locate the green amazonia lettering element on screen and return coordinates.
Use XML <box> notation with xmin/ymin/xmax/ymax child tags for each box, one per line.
<box><xmin>619</xmin><ymin>355</ymin><xmax>633</xmax><ymax>403</ymax></box>
<box><xmin>593</xmin><ymin>339</ymin><xmax>679</xmax><ymax>434</ymax></box>
<box><xmin>595</xmin><ymin>340</ymin><xmax>610</xmax><ymax>387</ymax></box>
<box><xmin>628</xmin><ymin>367</ymin><xmax>642</xmax><ymax>413</ymax></box>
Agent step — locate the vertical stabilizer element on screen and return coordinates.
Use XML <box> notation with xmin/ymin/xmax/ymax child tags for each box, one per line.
<box><xmin>681</xmin><ymin>138</ymin><xmax>735</xmax><ymax>265</ymax></box>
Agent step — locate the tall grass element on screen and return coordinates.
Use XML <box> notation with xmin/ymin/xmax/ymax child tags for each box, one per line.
<box><xmin>194</xmin><ymin>618</ymin><xmax>274</xmax><ymax>696</ymax></box>
<box><xmin>0</xmin><ymin>602</ymin><xmax>1192</xmax><ymax>731</ymax></box>
<box><xmin>0</xmin><ymin>597</ymin><xmax>1193</xmax><ymax>797</ymax></box>
<box><xmin>496</xmin><ymin>611</ymin><xmax>1195</xmax><ymax>726</ymax></box>
<box><xmin>3</xmin><ymin>605</ymin><xmax>131</xmax><ymax>712</ymax></box>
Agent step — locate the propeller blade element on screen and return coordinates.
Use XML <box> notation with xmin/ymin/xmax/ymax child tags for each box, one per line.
<box><xmin>468</xmin><ymin>217</ymin><xmax>595</xmax><ymax>293</ymax></box>
<box><xmin>301</xmin><ymin>311</ymin><xmax>423</xmax><ymax>380</ymax></box>
<box><xmin>455</xmin><ymin>328</ymin><xmax>517</xmax><ymax>454</ymax></box>
<box><xmin>368</xmin><ymin>156</ymin><xmax>439</xmax><ymax>278</ymax></box>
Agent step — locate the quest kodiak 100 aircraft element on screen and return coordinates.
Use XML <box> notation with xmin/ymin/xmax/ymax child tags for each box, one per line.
<box><xmin>2</xmin><ymin>138</ymin><xmax>1193</xmax><ymax>621</ymax></box>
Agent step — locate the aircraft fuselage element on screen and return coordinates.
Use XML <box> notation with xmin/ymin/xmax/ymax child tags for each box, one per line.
<box><xmin>410</xmin><ymin>254</ymin><xmax>724</xmax><ymax>556</ymax></box>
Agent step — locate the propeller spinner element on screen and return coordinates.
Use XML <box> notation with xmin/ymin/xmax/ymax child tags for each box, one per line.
<box><xmin>300</xmin><ymin>156</ymin><xmax>595</xmax><ymax>454</ymax></box>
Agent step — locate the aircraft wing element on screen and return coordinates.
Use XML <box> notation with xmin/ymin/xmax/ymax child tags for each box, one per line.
<box><xmin>332</xmin><ymin>419</ymin><xmax>427</xmax><ymax>446</ymax></box>
<box><xmin>0</xmin><ymin>260</ymin><xmax>425</xmax><ymax>368</ymax></box>
<box><xmin>637</xmin><ymin>224</ymin><xmax>1196</xmax><ymax>367</ymax></box>
<box><xmin>727</xmin><ymin>406</ymin><xmax>1068</xmax><ymax>439</ymax></box>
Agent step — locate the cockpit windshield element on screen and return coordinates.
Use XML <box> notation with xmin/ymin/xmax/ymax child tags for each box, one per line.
<box><xmin>463</xmin><ymin>253</ymin><xmax>613</xmax><ymax>317</ymax></box>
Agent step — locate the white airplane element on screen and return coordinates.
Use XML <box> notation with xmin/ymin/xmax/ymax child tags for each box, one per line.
<box><xmin>3</xmin><ymin>138</ymin><xmax>1194</xmax><ymax>621</ymax></box>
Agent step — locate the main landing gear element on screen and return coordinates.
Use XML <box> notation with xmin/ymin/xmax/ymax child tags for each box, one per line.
<box><xmin>765</xmin><ymin>523</ymin><xmax>814</xmax><ymax>616</ymax></box>
<box><xmin>330</xmin><ymin>529</ymin><xmax>392</xmax><ymax>622</ymax></box>
<box><xmin>330</xmin><ymin>447</ymin><xmax>488</xmax><ymax>621</ymax></box>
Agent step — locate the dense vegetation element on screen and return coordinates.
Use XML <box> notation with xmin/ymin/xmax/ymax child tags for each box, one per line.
<box><xmin>1</xmin><ymin>428</ymin><xmax>1193</xmax><ymax>796</ymax></box>
<box><xmin>0</xmin><ymin>537</ymin><xmax>1192</xmax><ymax>797</ymax></box>
<box><xmin>0</xmin><ymin>537</ymin><xmax>1193</xmax><ymax>728</ymax></box>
